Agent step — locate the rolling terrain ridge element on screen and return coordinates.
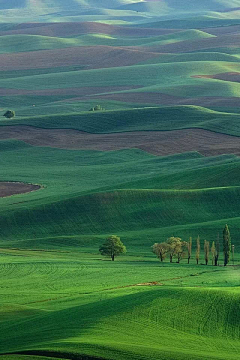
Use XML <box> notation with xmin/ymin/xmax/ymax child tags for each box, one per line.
<box><xmin>0</xmin><ymin>2</ymin><xmax>240</xmax><ymax>360</ymax></box>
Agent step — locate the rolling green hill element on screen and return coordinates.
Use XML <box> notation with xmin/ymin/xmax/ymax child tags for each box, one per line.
<box><xmin>0</xmin><ymin>140</ymin><xmax>239</xmax><ymax>251</ymax></box>
<box><xmin>1</xmin><ymin>3</ymin><xmax>240</xmax><ymax>360</ymax></box>
<box><xmin>1</xmin><ymin>0</ymin><xmax>240</xmax><ymax>23</ymax></box>
<box><xmin>0</xmin><ymin>31</ymin><xmax>214</xmax><ymax>54</ymax></box>
<box><xmin>1</xmin><ymin>106</ymin><xmax>240</xmax><ymax>137</ymax></box>
<box><xmin>0</xmin><ymin>249</ymin><xmax>240</xmax><ymax>360</ymax></box>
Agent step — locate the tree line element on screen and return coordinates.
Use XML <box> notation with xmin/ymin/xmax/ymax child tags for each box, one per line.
<box><xmin>99</xmin><ymin>225</ymin><xmax>233</xmax><ymax>266</ymax></box>
<box><xmin>152</xmin><ymin>224</ymin><xmax>232</xmax><ymax>266</ymax></box>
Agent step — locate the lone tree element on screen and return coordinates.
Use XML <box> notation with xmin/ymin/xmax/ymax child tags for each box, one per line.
<box><xmin>204</xmin><ymin>240</ymin><xmax>210</xmax><ymax>265</ymax></box>
<box><xmin>196</xmin><ymin>236</ymin><xmax>200</xmax><ymax>265</ymax></box>
<box><xmin>223</xmin><ymin>224</ymin><xmax>231</xmax><ymax>266</ymax></box>
<box><xmin>3</xmin><ymin>110</ymin><xmax>15</xmax><ymax>119</ymax></box>
<box><xmin>99</xmin><ymin>235</ymin><xmax>126</xmax><ymax>261</ymax></box>
<box><xmin>152</xmin><ymin>242</ymin><xmax>170</xmax><ymax>262</ymax></box>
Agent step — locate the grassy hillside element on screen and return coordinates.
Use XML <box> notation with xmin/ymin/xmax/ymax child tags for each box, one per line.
<box><xmin>2</xmin><ymin>106</ymin><xmax>240</xmax><ymax>137</ymax></box>
<box><xmin>1</xmin><ymin>0</ymin><xmax>240</xmax><ymax>22</ymax></box>
<box><xmin>0</xmin><ymin>249</ymin><xmax>240</xmax><ymax>360</ymax></box>
<box><xmin>0</xmin><ymin>22</ymin><xmax>239</xmax><ymax>113</ymax></box>
<box><xmin>1</xmin><ymin>61</ymin><xmax>240</xmax><ymax>109</ymax></box>
<box><xmin>0</xmin><ymin>30</ymin><xmax>212</xmax><ymax>53</ymax></box>
<box><xmin>0</xmin><ymin>140</ymin><xmax>239</xmax><ymax>251</ymax></box>
<box><xmin>1</xmin><ymin>4</ymin><xmax>240</xmax><ymax>360</ymax></box>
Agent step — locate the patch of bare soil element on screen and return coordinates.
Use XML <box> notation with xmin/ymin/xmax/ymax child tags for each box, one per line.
<box><xmin>0</xmin><ymin>22</ymin><xmax>179</xmax><ymax>37</ymax></box>
<box><xmin>135</xmin><ymin>281</ymin><xmax>163</xmax><ymax>286</ymax></box>
<box><xmin>205</xmin><ymin>24</ymin><xmax>240</xmax><ymax>36</ymax></box>
<box><xmin>193</xmin><ymin>72</ymin><xmax>240</xmax><ymax>83</ymax></box>
<box><xmin>0</xmin><ymin>46</ymin><xmax>159</xmax><ymax>71</ymax></box>
<box><xmin>0</xmin><ymin>85</ymin><xmax>141</xmax><ymax>96</ymax></box>
<box><xmin>106</xmin><ymin>282</ymin><xmax>163</xmax><ymax>291</ymax></box>
<box><xmin>0</xmin><ymin>182</ymin><xmax>40</xmax><ymax>198</ymax></box>
<box><xmin>91</xmin><ymin>91</ymin><xmax>240</xmax><ymax>108</ymax></box>
<box><xmin>1</xmin><ymin>126</ymin><xmax>240</xmax><ymax>157</ymax></box>
<box><xmin>147</xmin><ymin>33</ymin><xmax>240</xmax><ymax>53</ymax></box>
<box><xmin>91</xmin><ymin>92</ymin><xmax>183</xmax><ymax>105</ymax></box>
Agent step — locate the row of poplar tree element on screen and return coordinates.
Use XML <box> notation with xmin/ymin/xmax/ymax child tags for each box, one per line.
<box><xmin>152</xmin><ymin>224</ymin><xmax>232</xmax><ymax>266</ymax></box>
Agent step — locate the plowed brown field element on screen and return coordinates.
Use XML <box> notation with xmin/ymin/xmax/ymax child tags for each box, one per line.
<box><xmin>0</xmin><ymin>22</ymin><xmax>179</xmax><ymax>37</ymax></box>
<box><xmin>193</xmin><ymin>72</ymin><xmax>240</xmax><ymax>83</ymax></box>
<box><xmin>205</xmin><ymin>24</ymin><xmax>240</xmax><ymax>36</ymax></box>
<box><xmin>148</xmin><ymin>33</ymin><xmax>240</xmax><ymax>53</ymax></box>
<box><xmin>0</xmin><ymin>182</ymin><xmax>40</xmax><ymax>198</ymax></box>
<box><xmin>1</xmin><ymin>126</ymin><xmax>240</xmax><ymax>156</ymax></box>
<box><xmin>0</xmin><ymin>86</ymin><xmax>140</xmax><ymax>96</ymax></box>
<box><xmin>90</xmin><ymin>92</ymin><xmax>240</xmax><ymax>107</ymax></box>
<box><xmin>0</xmin><ymin>46</ymin><xmax>159</xmax><ymax>70</ymax></box>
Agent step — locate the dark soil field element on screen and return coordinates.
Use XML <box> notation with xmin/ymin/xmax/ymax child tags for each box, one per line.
<box><xmin>149</xmin><ymin>33</ymin><xmax>240</xmax><ymax>53</ymax></box>
<box><xmin>0</xmin><ymin>22</ymin><xmax>179</xmax><ymax>37</ymax></box>
<box><xmin>0</xmin><ymin>182</ymin><xmax>40</xmax><ymax>197</ymax></box>
<box><xmin>0</xmin><ymin>85</ymin><xmax>140</xmax><ymax>96</ymax></box>
<box><xmin>194</xmin><ymin>72</ymin><xmax>240</xmax><ymax>83</ymax></box>
<box><xmin>92</xmin><ymin>92</ymin><xmax>240</xmax><ymax>108</ymax></box>
<box><xmin>1</xmin><ymin>126</ymin><xmax>240</xmax><ymax>156</ymax></box>
<box><xmin>0</xmin><ymin>46</ymin><xmax>159</xmax><ymax>70</ymax></box>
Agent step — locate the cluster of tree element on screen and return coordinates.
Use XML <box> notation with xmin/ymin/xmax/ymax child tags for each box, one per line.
<box><xmin>3</xmin><ymin>110</ymin><xmax>15</xmax><ymax>118</ymax></box>
<box><xmin>89</xmin><ymin>105</ymin><xmax>105</xmax><ymax>112</ymax></box>
<box><xmin>152</xmin><ymin>225</ymin><xmax>232</xmax><ymax>266</ymax></box>
<box><xmin>99</xmin><ymin>225</ymin><xmax>233</xmax><ymax>266</ymax></box>
<box><xmin>152</xmin><ymin>237</ymin><xmax>188</xmax><ymax>264</ymax></box>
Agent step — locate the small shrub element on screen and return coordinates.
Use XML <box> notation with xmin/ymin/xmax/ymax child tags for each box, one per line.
<box><xmin>89</xmin><ymin>105</ymin><xmax>105</xmax><ymax>112</ymax></box>
<box><xmin>3</xmin><ymin>110</ymin><xmax>15</xmax><ymax>119</ymax></box>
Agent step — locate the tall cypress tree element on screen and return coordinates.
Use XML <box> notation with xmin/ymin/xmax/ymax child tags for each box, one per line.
<box><xmin>196</xmin><ymin>236</ymin><xmax>200</xmax><ymax>265</ymax></box>
<box><xmin>215</xmin><ymin>233</ymin><xmax>220</xmax><ymax>266</ymax></box>
<box><xmin>204</xmin><ymin>240</ymin><xmax>210</xmax><ymax>265</ymax></box>
<box><xmin>187</xmin><ymin>237</ymin><xmax>192</xmax><ymax>264</ymax></box>
<box><xmin>223</xmin><ymin>224</ymin><xmax>231</xmax><ymax>266</ymax></box>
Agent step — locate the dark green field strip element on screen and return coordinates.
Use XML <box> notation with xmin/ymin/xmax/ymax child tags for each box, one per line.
<box><xmin>0</xmin><ymin>31</ymin><xmax>213</xmax><ymax>53</ymax></box>
<box><xmin>1</xmin><ymin>106</ymin><xmax>240</xmax><ymax>137</ymax></box>
<box><xmin>1</xmin><ymin>187</ymin><xmax>240</xmax><ymax>249</ymax></box>
<box><xmin>0</xmin><ymin>65</ymin><xmax>86</xmax><ymax>79</ymax></box>
<box><xmin>2</xmin><ymin>357</ymin><xmax>63</xmax><ymax>360</ymax></box>
<box><xmin>118</xmin><ymin>161</ymin><xmax>240</xmax><ymax>190</ymax></box>
<box><xmin>0</xmin><ymin>61</ymin><xmax>239</xmax><ymax>92</ymax></box>
<box><xmin>1</xmin><ymin>352</ymin><xmax>104</xmax><ymax>360</ymax></box>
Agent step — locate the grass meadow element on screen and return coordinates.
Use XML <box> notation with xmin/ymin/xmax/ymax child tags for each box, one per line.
<box><xmin>1</xmin><ymin>249</ymin><xmax>240</xmax><ymax>360</ymax></box>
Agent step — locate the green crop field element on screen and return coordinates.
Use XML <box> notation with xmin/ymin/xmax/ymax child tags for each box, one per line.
<box><xmin>1</xmin><ymin>1</ymin><xmax>240</xmax><ymax>360</ymax></box>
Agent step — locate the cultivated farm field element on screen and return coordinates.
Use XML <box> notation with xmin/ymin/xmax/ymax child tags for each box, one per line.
<box><xmin>1</xmin><ymin>1</ymin><xmax>240</xmax><ymax>359</ymax></box>
<box><xmin>1</xmin><ymin>250</ymin><xmax>240</xmax><ymax>360</ymax></box>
